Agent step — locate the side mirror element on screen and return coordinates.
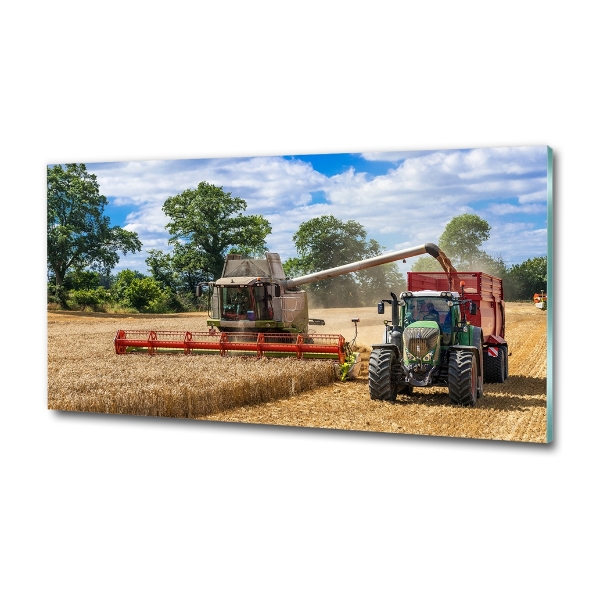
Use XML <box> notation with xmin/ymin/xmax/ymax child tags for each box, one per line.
<box><xmin>195</xmin><ymin>285</ymin><xmax>203</xmax><ymax>297</ymax></box>
<box><xmin>470</xmin><ymin>302</ymin><xmax>477</xmax><ymax>315</ymax></box>
<box><xmin>377</xmin><ymin>302</ymin><xmax>385</xmax><ymax>315</ymax></box>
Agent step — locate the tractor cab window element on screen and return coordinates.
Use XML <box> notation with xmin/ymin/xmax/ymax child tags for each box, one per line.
<box><xmin>221</xmin><ymin>287</ymin><xmax>251</xmax><ymax>320</ymax></box>
<box><xmin>407</xmin><ymin>298</ymin><xmax>451</xmax><ymax>330</ymax></box>
<box><xmin>404</xmin><ymin>300</ymin><xmax>419</xmax><ymax>325</ymax></box>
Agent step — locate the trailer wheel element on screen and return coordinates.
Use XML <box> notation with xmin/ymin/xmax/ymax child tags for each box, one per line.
<box><xmin>368</xmin><ymin>348</ymin><xmax>398</xmax><ymax>401</ymax></box>
<box><xmin>483</xmin><ymin>349</ymin><xmax>505</xmax><ymax>384</ymax></box>
<box><xmin>449</xmin><ymin>350</ymin><xmax>477</xmax><ymax>407</ymax></box>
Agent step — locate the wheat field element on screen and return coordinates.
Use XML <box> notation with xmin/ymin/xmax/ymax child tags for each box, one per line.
<box><xmin>48</xmin><ymin>313</ymin><xmax>337</xmax><ymax>418</ymax></box>
<box><xmin>48</xmin><ymin>302</ymin><xmax>548</xmax><ymax>442</ymax></box>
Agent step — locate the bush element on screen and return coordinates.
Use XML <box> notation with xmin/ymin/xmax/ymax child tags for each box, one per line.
<box><xmin>70</xmin><ymin>287</ymin><xmax>110</xmax><ymax>311</ymax></box>
<box><xmin>122</xmin><ymin>277</ymin><xmax>166</xmax><ymax>312</ymax></box>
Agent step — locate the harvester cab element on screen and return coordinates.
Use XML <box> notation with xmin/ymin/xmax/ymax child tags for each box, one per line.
<box><xmin>197</xmin><ymin>253</ymin><xmax>310</xmax><ymax>334</ymax></box>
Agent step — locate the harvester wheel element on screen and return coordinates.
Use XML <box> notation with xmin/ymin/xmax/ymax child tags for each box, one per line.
<box><xmin>448</xmin><ymin>350</ymin><xmax>477</xmax><ymax>407</ymax></box>
<box><xmin>368</xmin><ymin>348</ymin><xmax>398</xmax><ymax>402</ymax></box>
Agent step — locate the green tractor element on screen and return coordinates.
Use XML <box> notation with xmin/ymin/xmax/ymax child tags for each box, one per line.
<box><xmin>368</xmin><ymin>289</ymin><xmax>484</xmax><ymax>407</ymax></box>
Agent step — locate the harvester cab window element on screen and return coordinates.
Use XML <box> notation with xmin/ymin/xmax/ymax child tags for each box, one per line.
<box><xmin>222</xmin><ymin>287</ymin><xmax>251</xmax><ymax>320</ymax></box>
<box><xmin>253</xmin><ymin>285</ymin><xmax>274</xmax><ymax>320</ymax></box>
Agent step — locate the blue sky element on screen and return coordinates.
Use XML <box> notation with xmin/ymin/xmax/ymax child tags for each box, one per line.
<box><xmin>85</xmin><ymin>146</ymin><xmax>549</xmax><ymax>277</ymax></box>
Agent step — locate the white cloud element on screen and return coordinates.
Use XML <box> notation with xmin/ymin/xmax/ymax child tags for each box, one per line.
<box><xmin>360</xmin><ymin>150</ymin><xmax>444</xmax><ymax>162</ymax></box>
<box><xmin>91</xmin><ymin>146</ymin><xmax>549</xmax><ymax>274</ymax></box>
<box><xmin>488</xmin><ymin>203</ymin><xmax>547</xmax><ymax>216</ymax></box>
<box><xmin>518</xmin><ymin>190</ymin><xmax>547</xmax><ymax>203</ymax></box>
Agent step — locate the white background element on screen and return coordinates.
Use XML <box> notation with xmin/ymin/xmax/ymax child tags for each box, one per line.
<box><xmin>1</xmin><ymin>2</ymin><xmax>595</xmax><ymax>598</ymax></box>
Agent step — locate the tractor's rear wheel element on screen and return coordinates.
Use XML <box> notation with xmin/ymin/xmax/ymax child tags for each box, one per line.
<box><xmin>368</xmin><ymin>348</ymin><xmax>398</xmax><ymax>401</ymax></box>
<box><xmin>449</xmin><ymin>350</ymin><xmax>477</xmax><ymax>407</ymax></box>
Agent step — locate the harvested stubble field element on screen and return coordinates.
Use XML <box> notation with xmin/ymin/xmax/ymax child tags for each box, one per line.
<box><xmin>48</xmin><ymin>302</ymin><xmax>548</xmax><ymax>442</ymax></box>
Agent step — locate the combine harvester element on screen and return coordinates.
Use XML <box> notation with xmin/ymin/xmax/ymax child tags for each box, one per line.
<box><xmin>114</xmin><ymin>244</ymin><xmax>456</xmax><ymax>379</ymax></box>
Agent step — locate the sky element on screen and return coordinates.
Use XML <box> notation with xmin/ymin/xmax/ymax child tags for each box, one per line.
<box><xmin>84</xmin><ymin>145</ymin><xmax>549</xmax><ymax>277</ymax></box>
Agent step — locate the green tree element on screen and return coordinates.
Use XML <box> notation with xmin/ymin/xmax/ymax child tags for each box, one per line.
<box><xmin>438</xmin><ymin>214</ymin><xmax>491</xmax><ymax>267</ymax></box>
<box><xmin>47</xmin><ymin>164</ymin><xmax>142</xmax><ymax>308</ymax></box>
<box><xmin>170</xmin><ymin>242</ymin><xmax>211</xmax><ymax>294</ymax></box>
<box><xmin>145</xmin><ymin>249</ymin><xmax>179</xmax><ymax>292</ymax></box>
<box><xmin>63</xmin><ymin>269</ymin><xmax>101</xmax><ymax>290</ymax></box>
<box><xmin>411</xmin><ymin>255</ymin><xmax>440</xmax><ymax>272</ymax></box>
<box><xmin>146</xmin><ymin>246</ymin><xmax>208</xmax><ymax>311</ymax></box>
<box><xmin>356</xmin><ymin>262</ymin><xmax>407</xmax><ymax>305</ymax></box>
<box><xmin>162</xmin><ymin>182</ymin><xmax>271</xmax><ymax>281</ymax></box>
<box><xmin>504</xmin><ymin>256</ymin><xmax>547</xmax><ymax>300</ymax></box>
<box><xmin>285</xmin><ymin>215</ymin><xmax>406</xmax><ymax>308</ymax></box>
<box><xmin>411</xmin><ymin>213</ymin><xmax>506</xmax><ymax>277</ymax></box>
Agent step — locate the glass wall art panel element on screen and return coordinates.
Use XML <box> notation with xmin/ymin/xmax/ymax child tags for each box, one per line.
<box><xmin>47</xmin><ymin>145</ymin><xmax>552</xmax><ymax>443</ymax></box>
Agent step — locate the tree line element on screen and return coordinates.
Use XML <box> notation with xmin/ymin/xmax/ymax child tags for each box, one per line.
<box><xmin>47</xmin><ymin>164</ymin><xmax>547</xmax><ymax>312</ymax></box>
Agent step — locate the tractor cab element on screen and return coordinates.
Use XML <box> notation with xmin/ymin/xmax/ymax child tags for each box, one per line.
<box><xmin>401</xmin><ymin>291</ymin><xmax>459</xmax><ymax>340</ymax></box>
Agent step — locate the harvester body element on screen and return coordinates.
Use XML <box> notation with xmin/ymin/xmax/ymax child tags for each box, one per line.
<box><xmin>369</xmin><ymin>271</ymin><xmax>508</xmax><ymax>406</ymax></box>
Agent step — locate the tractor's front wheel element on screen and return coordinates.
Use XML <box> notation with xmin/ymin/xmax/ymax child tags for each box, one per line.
<box><xmin>368</xmin><ymin>348</ymin><xmax>398</xmax><ymax>402</ymax></box>
<box><xmin>449</xmin><ymin>350</ymin><xmax>477</xmax><ymax>407</ymax></box>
